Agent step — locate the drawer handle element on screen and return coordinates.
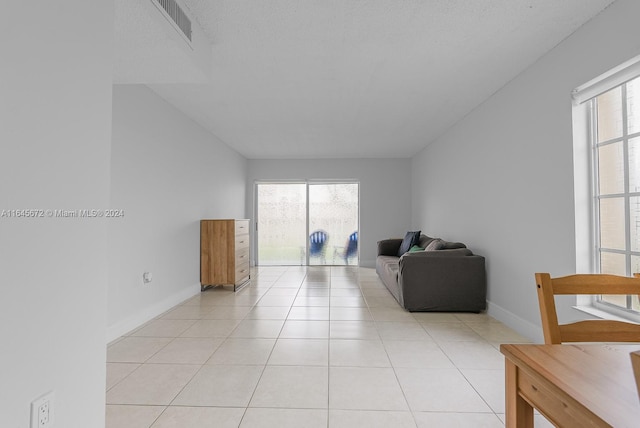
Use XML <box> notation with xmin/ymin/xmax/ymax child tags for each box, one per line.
<box><xmin>531</xmin><ymin>385</ymin><xmax>538</xmax><ymax>392</ymax></box>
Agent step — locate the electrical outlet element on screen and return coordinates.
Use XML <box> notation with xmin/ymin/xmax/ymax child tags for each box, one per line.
<box><xmin>30</xmin><ymin>391</ymin><xmax>54</xmax><ymax>428</ymax></box>
<box><xmin>143</xmin><ymin>272</ymin><xmax>153</xmax><ymax>284</ymax></box>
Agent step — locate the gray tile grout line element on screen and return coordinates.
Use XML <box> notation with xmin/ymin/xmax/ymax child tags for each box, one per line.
<box><xmin>238</xmin><ymin>267</ymin><xmax>307</xmax><ymax>426</ymax></box>
<box><xmin>106</xmin><ymin>266</ymin><xmax>516</xmax><ymax>427</ymax></box>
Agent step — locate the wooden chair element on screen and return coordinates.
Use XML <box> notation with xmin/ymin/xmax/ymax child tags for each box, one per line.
<box><xmin>535</xmin><ymin>272</ymin><xmax>640</xmax><ymax>344</ymax></box>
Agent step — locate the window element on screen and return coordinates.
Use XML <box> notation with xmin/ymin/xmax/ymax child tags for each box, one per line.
<box><xmin>255</xmin><ymin>181</ymin><xmax>359</xmax><ymax>266</ymax></box>
<box><xmin>581</xmin><ymin>69</ymin><xmax>640</xmax><ymax>316</ymax></box>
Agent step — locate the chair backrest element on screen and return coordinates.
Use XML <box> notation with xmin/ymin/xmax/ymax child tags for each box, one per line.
<box><xmin>309</xmin><ymin>230</ymin><xmax>328</xmax><ymax>256</ymax></box>
<box><xmin>535</xmin><ymin>272</ymin><xmax>640</xmax><ymax>344</ymax></box>
<box><xmin>345</xmin><ymin>231</ymin><xmax>358</xmax><ymax>258</ymax></box>
<box><xmin>631</xmin><ymin>351</ymin><xmax>640</xmax><ymax>400</ymax></box>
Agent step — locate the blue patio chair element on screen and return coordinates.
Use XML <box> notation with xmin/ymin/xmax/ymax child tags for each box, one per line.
<box><xmin>334</xmin><ymin>231</ymin><xmax>358</xmax><ymax>265</ymax></box>
<box><xmin>307</xmin><ymin>230</ymin><xmax>329</xmax><ymax>263</ymax></box>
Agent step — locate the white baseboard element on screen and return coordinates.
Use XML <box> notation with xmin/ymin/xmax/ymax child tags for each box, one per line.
<box><xmin>486</xmin><ymin>300</ymin><xmax>544</xmax><ymax>344</ymax></box>
<box><xmin>106</xmin><ymin>283</ymin><xmax>201</xmax><ymax>344</ymax></box>
<box><xmin>359</xmin><ymin>259</ymin><xmax>376</xmax><ymax>268</ymax></box>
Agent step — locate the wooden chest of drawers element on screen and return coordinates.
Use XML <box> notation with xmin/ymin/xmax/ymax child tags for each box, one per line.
<box><xmin>200</xmin><ymin>219</ymin><xmax>250</xmax><ymax>291</ymax></box>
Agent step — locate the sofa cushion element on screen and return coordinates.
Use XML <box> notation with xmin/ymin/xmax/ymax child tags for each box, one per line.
<box><xmin>401</xmin><ymin>248</ymin><xmax>473</xmax><ymax>258</ymax></box>
<box><xmin>418</xmin><ymin>235</ymin><xmax>435</xmax><ymax>248</ymax></box>
<box><xmin>408</xmin><ymin>245</ymin><xmax>424</xmax><ymax>252</ymax></box>
<box><xmin>424</xmin><ymin>239</ymin><xmax>444</xmax><ymax>251</ymax></box>
<box><xmin>441</xmin><ymin>241</ymin><xmax>466</xmax><ymax>249</ymax></box>
<box><xmin>398</xmin><ymin>231</ymin><xmax>421</xmax><ymax>256</ymax></box>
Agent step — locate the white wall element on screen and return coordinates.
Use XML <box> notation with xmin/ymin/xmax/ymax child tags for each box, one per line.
<box><xmin>0</xmin><ymin>2</ymin><xmax>113</xmax><ymax>427</ymax></box>
<box><xmin>247</xmin><ymin>159</ymin><xmax>412</xmax><ymax>267</ymax></box>
<box><xmin>411</xmin><ymin>0</ymin><xmax>640</xmax><ymax>342</ymax></box>
<box><xmin>108</xmin><ymin>85</ymin><xmax>247</xmax><ymax>340</ymax></box>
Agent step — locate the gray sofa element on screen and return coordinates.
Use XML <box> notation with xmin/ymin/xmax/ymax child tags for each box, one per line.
<box><xmin>376</xmin><ymin>235</ymin><xmax>486</xmax><ymax>312</ymax></box>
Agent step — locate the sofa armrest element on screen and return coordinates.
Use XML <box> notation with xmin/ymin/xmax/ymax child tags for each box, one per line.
<box><xmin>398</xmin><ymin>252</ymin><xmax>486</xmax><ymax>312</ymax></box>
<box><xmin>377</xmin><ymin>239</ymin><xmax>403</xmax><ymax>256</ymax></box>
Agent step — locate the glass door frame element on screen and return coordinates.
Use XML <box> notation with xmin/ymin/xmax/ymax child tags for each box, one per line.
<box><xmin>254</xmin><ymin>179</ymin><xmax>360</xmax><ymax>266</ymax></box>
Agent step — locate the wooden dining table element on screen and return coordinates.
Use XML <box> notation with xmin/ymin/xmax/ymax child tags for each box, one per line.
<box><xmin>500</xmin><ymin>343</ymin><xmax>640</xmax><ymax>428</ymax></box>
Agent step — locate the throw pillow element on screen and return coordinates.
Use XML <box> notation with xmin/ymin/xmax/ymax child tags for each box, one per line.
<box><xmin>408</xmin><ymin>245</ymin><xmax>424</xmax><ymax>252</ymax></box>
<box><xmin>398</xmin><ymin>230</ymin><xmax>421</xmax><ymax>256</ymax></box>
<box><xmin>424</xmin><ymin>238</ymin><xmax>444</xmax><ymax>251</ymax></box>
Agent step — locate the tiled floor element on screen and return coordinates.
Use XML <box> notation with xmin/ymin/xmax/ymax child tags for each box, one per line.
<box><xmin>106</xmin><ymin>266</ymin><xmax>553</xmax><ymax>427</ymax></box>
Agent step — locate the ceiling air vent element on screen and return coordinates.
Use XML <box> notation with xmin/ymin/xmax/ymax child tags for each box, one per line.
<box><xmin>152</xmin><ymin>0</ymin><xmax>192</xmax><ymax>44</ymax></box>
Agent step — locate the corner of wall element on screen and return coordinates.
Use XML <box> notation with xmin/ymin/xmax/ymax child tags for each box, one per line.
<box><xmin>487</xmin><ymin>300</ymin><xmax>544</xmax><ymax>343</ymax></box>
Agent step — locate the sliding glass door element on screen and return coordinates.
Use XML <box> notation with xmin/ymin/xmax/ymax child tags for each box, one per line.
<box><xmin>255</xmin><ymin>183</ymin><xmax>307</xmax><ymax>265</ymax></box>
<box><xmin>256</xmin><ymin>181</ymin><xmax>359</xmax><ymax>266</ymax></box>
<box><xmin>308</xmin><ymin>183</ymin><xmax>359</xmax><ymax>265</ymax></box>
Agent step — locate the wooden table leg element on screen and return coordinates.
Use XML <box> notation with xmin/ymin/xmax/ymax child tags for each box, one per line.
<box><xmin>505</xmin><ymin>358</ymin><xmax>534</xmax><ymax>428</ymax></box>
